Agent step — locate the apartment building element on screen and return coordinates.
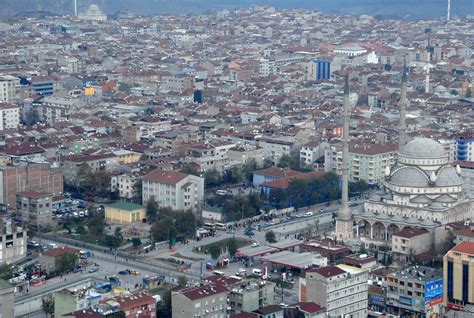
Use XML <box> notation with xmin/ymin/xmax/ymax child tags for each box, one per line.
<box><xmin>172</xmin><ymin>283</ymin><xmax>228</xmax><ymax>318</ymax></box>
<box><xmin>258</xmin><ymin>137</ymin><xmax>295</xmax><ymax>164</ymax></box>
<box><xmin>127</xmin><ymin>116</ymin><xmax>172</xmax><ymax>139</ymax></box>
<box><xmin>444</xmin><ymin>242</ymin><xmax>474</xmax><ymax>310</ymax></box>
<box><xmin>161</xmin><ymin>74</ymin><xmax>193</xmax><ymax>93</ymax></box>
<box><xmin>0</xmin><ymin>75</ymin><xmax>18</xmax><ymax>103</ymax></box>
<box><xmin>300</xmin><ymin>140</ymin><xmax>327</xmax><ymax>168</ymax></box>
<box><xmin>228</xmin><ymin>280</ymin><xmax>276</xmax><ymax>315</ymax></box>
<box><xmin>0</xmin><ymin>103</ymin><xmax>20</xmax><ymax>130</ymax></box>
<box><xmin>457</xmin><ymin>161</ymin><xmax>474</xmax><ymax>199</ymax></box>
<box><xmin>0</xmin><ymin>218</ymin><xmax>27</xmax><ymax>264</ymax></box>
<box><xmin>0</xmin><ymin>161</ymin><xmax>63</xmax><ymax>207</ymax></box>
<box><xmin>142</xmin><ymin>170</ymin><xmax>204</xmax><ymax>212</ymax></box>
<box><xmin>188</xmin><ymin>141</ymin><xmax>236</xmax><ymax>173</ymax></box>
<box><xmin>30</xmin><ymin>76</ymin><xmax>55</xmax><ymax>96</ymax></box>
<box><xmin>391</xmin><ymin>228</ymin><xmax>431</xmax><ymax>262</ymax></box>
<box><xmin>325</xmin><ymin>141</ymin><xmax>397</xmax><ymax>184</ymax></box>
<box><xmin>40</xmin><ymin>96</ymin><xmax>85</xmax><ymax>124</ymax></box>
<box><xmin>386</xmin><ymin>266</ymin><xmax>443</xmax><ymax>317</ymax></box>
<box><xmin>16</xmin><ymin>190</ymin><xmax>53</xmax><ymax>228</ymax></box>
<box><xmin>299</xmin><ymin>265</ymin><xmax>368</xmax><ymax>317</ymax></box>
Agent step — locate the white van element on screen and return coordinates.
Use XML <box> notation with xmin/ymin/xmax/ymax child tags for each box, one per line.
<box><xmin>252</xmin><ymin>268</ymin><xmax>262</xmax><ymax>276</ymax></box>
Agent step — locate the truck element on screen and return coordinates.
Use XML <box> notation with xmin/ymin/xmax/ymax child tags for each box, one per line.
<box><xmin>79</xmin><ymin>250</ymin><xmax>92</xmax><ymax>259</ymax></box>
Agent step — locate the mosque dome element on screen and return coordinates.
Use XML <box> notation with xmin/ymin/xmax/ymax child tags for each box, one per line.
<box><xmin>390</xmin><ymin>167</ymin><xmax>429</xmax><ymax>187</ymax></box>
<box><xmin>88</xmin><ymin>4</ymin><xmax>100</xmax><ymax>13</ymax></box>
<box><xmin>436</xmin><ymin>165</ymin><xmax>463</xmax><ymax>187</ymax></box>
<box><xmin>399</xmin><ymin>138</ymin><xmax>447</xmax><ymax>159</ymax></box>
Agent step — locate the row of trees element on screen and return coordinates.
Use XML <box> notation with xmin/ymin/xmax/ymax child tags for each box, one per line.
<box><xmin>206</xmin><ymin>192</ymin><xmax>265</xmax><ymax>222</ymax></box>
<box><xmin>264</xmin><ymin>172</ymin><xmax>368</xmax><ymax>209</ymax></box>
<box><xmin>199</xmin><ymin>159</ymin><xmax>258</xmax><ymax>188</ymax></box>
<box><xmin>150</xmin><ymin>206</ymin><xmax>198</xmax><ymax>243</ymax></box>
<box><xmin>75</xmin><ymin>164</ymin><xmax>112</xmax><ymax>198</ymax></box>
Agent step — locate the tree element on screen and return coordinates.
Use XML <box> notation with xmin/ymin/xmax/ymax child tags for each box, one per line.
<box><xmin>265</xmin><ymin>230</ymin><xmax>277</xmax><ymax>243</ymax></box>
<box><xmin>175</xmin><ymin>211</ymin><xmax>197</xmax><ymax>237</ymax></box>
<box><xmin>139</xmin><ymin>154</ymin><xmax>149</xmax><ymax>161</ymax></box>
<box><xmin>114</xmin><ymin>227</ymin><xmax>123</xmax><ymax>240</ymax></box>
<box><xmin>150</xmin><ymin>218</ymin><xmax>177</xmax><ymax>243</ymax></box>
<box><xmin>204</xmin><ymin>169</ymin><xmax>221</xmax><ymax>188</ymax></box>
<box><xmin>277</xmin><ymin>154</ymin><xmax>293</xmax><ymax>168</ymax></box>
<box><xmin>42</xmin><ymin>295</ymin><xmax>54</xmax><ymax>317</ymax></box>
<box><xmin>177</xmin><ymin>275</ymin><xmax>187</xmax><ymax>287</ymax></box>
<box><xmin>76</xmin><ymin>225</ymin><xmax>87</xmax><ymax>235</ymax></box>
<box><xmin>0</xmin><ymin>263</ymin><xmax>13</xmax><ymax>280</ymax></box>
<box><xmin>146</xmin><ymin>196</ymin><xmax>159</xmax><ymax>221</ymax></box>
<box><xmin>131</xmin><ymin>238</ymin><xmax>142</xmax><ymax>248</ymax></box>
<box><xmin>88</xmin><ymin>208</ymin><xmax>106</xmax><ymax>236</ymax></box>
<box><xmin>157</xmin><ymin>290</ymin><xmax>172</xmax><ymax>318</ymax></box>
<box><xmin>263</xmin><ymin>159</ymin><xmax>273</xmax><ymax>168</ymax></box>
<box><xmin>209</xmin><ymin>244</ymin><xmax>221</xmax><ymax>260</ymax></box>
<box><xmin>181</xmin><ymin>164</ymin><xmax>200</xmax><ymax>176</ymax></box>
<box><xmin>228</xmin><ymin>238</ymin><xmax>238</xmax><ymax>258</ymax></box>
<box><xmin>56</xmin><ymin>253</ymin><xmax>78</xmax><ymax>274</ymax></box>
<box><xmin>104</xmin><ymin>235</ymin><xmax>122</xmax><ymax>248</ymax></box>
<box><xmin>466</xmin><ymin>86</ymin><xmax>472</xmax><ymax>98</ymax></box>
<box><xmin>131</xmin><ymin>179</ymin><xmax>143</xmax><ymax>204</ymax></box>
<box><xmin>242</xmin><ymin>159</ymin><xmax>257</xmax><ymax>182</ymax></box>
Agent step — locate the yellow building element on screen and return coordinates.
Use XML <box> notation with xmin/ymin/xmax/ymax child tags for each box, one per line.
<box><xmin>113</xmin><ymin>150</ymin><xmax>141</xmax><ymax>164</ymax></box>
<box><xmin>443</xmin><ymin>241</ymin><xmax>474</xmax><ymax>310</ymax></box>
<box><xmin>105</xmin><ymin>202</ymin><xmax>146</xmax><ymax>225</ymax></box>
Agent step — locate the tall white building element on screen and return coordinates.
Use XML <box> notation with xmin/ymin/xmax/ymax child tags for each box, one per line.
<box><xmin>142</xmin><ymin>170</ymin><xmax>204</xmax><ymax>212</ymax></box>
<box><xmin>0</xmin><ymin>103</ymin><xmax>20</xmax><ymax>130</ymax></box>
<box><xmin>0</xmin><ymin>218</ymin><xmax>27</xmax><ymax>264</ymax></box>
<box><xmin>0</xmin><ymin>75</ymin><xmax>18</xmax><ymax>103</ymax></box>
<box><xmin>299</xmin><ymin>264</ymin><xmax>368</xmax><ymax>317</ymax></box>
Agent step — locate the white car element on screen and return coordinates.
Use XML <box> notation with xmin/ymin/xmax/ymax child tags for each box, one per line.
<box><xmin>252</xmin><ymin>268</ymin><xmax>262</xmax><ymax>276</ymax></box>
<box><xmin>251</xmin><ymin>242</ymin><xmax>260</xmax><ymax>247</ymax></box>
<box><xmin>235</xmin><ymin>268</ymin><xmax>247</xmax><ymax>276</ymax></box>
<box><xmin>215</xmin><ymin>190</ymin><xmax>227</xmax><ymax>196</ymax></box>
<box><xmin>304</xmin><ymin>212</ymin><xmax>313</xmax><ymax>217</ymax></box>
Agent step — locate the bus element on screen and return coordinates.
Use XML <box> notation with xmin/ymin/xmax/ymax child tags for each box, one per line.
<box><xmin>212</xmin><ymin>270</ymin><xmax>225</xmax><ymax>276</ymax></box>
<box><xmin>214</xmin><ymin>223</ymin><xmax>226</xmax><ymax>231</ymax></box>
<box><xmin>204</xmin><ymin>223</ymin><xmax>216</xmax><ymax>230</ymax></box>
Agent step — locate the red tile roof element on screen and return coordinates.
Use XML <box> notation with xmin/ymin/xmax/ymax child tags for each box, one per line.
<box><xmin>114</xmin><ymin>292</ymin><xmax>155</xmax><ymax>311</ymax></box>
<box><xmin>295</xmin><ymin>302</ymin><xmax>325</xmax><ymax>314</ymax></box>
<box><xmin>17</xmin><ymin>190</ymin><xmax>51</xmax><ymax>198</ymax></box>
<box><xmin>230</xmin><ymin>313</ymin><xmax>258</xmax><ymax>318</ymax></box>
<box><xmin>307</xmin><ymin>266</ymin><xmax>346</xmax><ymax>278</ymax></box>
<box><xmin>143</xmin><ymin>170</ymin><xmax>189</xmax><ymax>185</ymax></box>
<box><xmin>261</xmin><ymin>171</ymin><xmax>325</xmax><ymax>189</ymax></box>
<box><xmin>254</xmin><ymin>167</ymin><xmax>301</xmax><ymax>178</ymax></box>
<box><xmin>253</xmin><ymin>305</ymin><xmax>283</xmax><ymax>315</ymax></box>
<box><xmin>42</xmin><ymin>247</ymin><xmax>80</xmax><ymax>257</ymax></box>
<box><xmin>393</xmin><ymin>228</ymin><xmax>428</xmax><ymax>239</ymax></box>
<box><xmin>452</xmin><ymin>242</ymin><xmax>474</xmax><ymax>255</ymax></box>
<box><xmin>62</xmin><ymin>309</ymin><xmax>102</xmax><ymax>318</ymax></box>
<box><xmin>179</xmin><ymin>283</ymin><xmax>228</xmax><ymax>301</ymax></box>
<box><xmin>3</xmin><ymin>143</ymin><xmax>45</xmax><ymax>156</ymax></box>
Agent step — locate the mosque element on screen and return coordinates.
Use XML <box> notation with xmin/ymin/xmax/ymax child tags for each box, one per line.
<box><xmin>336</xmin><ymin>66</ymin><xmax>473</xmax><ymax>249</ymax></box>
<box><xmin>78</xmin><ymin>4</ymin><xmax>107</xmax><ymax>22</ymax></box>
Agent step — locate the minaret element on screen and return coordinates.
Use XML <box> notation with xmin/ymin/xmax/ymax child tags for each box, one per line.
<box><xmin>74</xmin><ymin>0</ymin><xmax>78</xmax><ymax>16</ymax></box>
<box><xmin>336</xmin><ymin>73</ymin><xmax>353</xmax><ymax>242</ymax></box>
<box><xmin>399</xmin><ymin>62</ymin><xmax>408</xmax><ymax>150</ymax></box>
<box><xmin>447</xmin><ymin>0</ymin><xmax>451</xmax><ymax>21</ymax></box>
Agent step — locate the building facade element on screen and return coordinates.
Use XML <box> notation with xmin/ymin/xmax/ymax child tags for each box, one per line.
<box><xmin>0</xmin><ymin>218</ymin><xmax>27</xmax><ymax>264</ymax></box>
<box><xmin>386</xmin><ymin>266</ymin><xmax>444</xmax><ymax>317</ymax></box>
<box><xmin>172</xmin><ymin>283</ymin><xmax>228</xmax><ymax>318</ymax></box>
<box><xmin>443</xmin><ymin>242</ymin><xmax>474</xmax><ymax>310</ymax></box>
<box><xmin>299</xmin><ymin>265</ymin><xmax>368</xmax><ymax>317</ymax></box>
<box><xmin>105</xmin><ymin>202</ymin><xmax>146</xmax><ymax>224</ymax></box>
<box><xmin>0</xmin><ymin>103</ymin><xmax>20</xmax><ymax>130</ymax></box>
<box><xmin>142</xmin><ymin>170</ymin><xmax>204</xmax><ymax>212</ymax></box>
<box><xmin>228</xmin><ymin>280</ymin><xmax>276</xmax><ymax>315</ymax></box>
<box><xmin>0</xmin><ymin>75</ymin><xmax>17</xmax><ymax>103</ymax></box>
<box><xmin>16</xmin><ymin>190</ymin><xmax>53</xmax><ymax>228</ymax></box>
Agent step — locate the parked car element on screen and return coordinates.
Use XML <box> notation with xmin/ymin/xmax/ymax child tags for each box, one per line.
<box><xmin>304</xmin><ymin>212</ymin><xmax>313</xmax><ymax>217</ymax></box>
<box><xmin>88</xmin><ymin>267</ymin><xmax>99</xmax><ymax>273</ymax></box>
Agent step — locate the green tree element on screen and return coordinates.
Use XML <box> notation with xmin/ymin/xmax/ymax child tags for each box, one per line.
<box><xmin>132</xmin><ymin>238</ymin><xmax>142</xmax><ymax>248</ymax></box>
<box><xmin>209</xmin><ymin>244</ymin><xmax>221</xmax><ymax>260</ymax></box>
<box><xmin>132</xmin><ymin>179</ymin><xmax>143</xmax><ymax>204</ymax></box>
<box><xmin>104</xmin><ymin>235</ymin><xmax>122</xmax><ymax>248</ymax></box>
<box><xmin>242</xmin><ymin>159</ymin><xmax>257</xmax><ymax>182</ymax></box>
<box><xmin>157</xmin><ymin>290</ymin><xmax>172</xmax><ymax>318</ymax></box>
<box><xmin>265</xmin><ymin>230</ymin><xmax>277</xmax><ymax>243</ymax></box>
<box><xmin>76</xmin><ymin>225</ymin><xmax>87</xmax><ymax>235</ymax></box>
<box><xmin>263</xmin><ymin>159</ymin><xmax>273</xmax><ymax>168</ymax></box>
<box><xmin>88</xmin><ymin>207</ymin><xmax>106</xmax><ymax>236</ymax></box>
<box><xmin>150</xmin><ymin>218</ymin><xmax>177</xmax><ymax>243</ymax></box>
<box><xmin>204</xmin><ymin>169</ymin><xmax>221</xmax><ymax>188</ymax></box>
<box><xmin>56</xmin><ymin>253</ymin><xmax>78</xmax><ymax>274</ymax></box>
<box><xmin>466</xmin><ymin>86</ymin><xmax>472</xmax><ymax>98</ymax></box>
<box><xmin>177</xmin><ymin>275</ymin><xmax>187</xmax><ymax>287</ymax></box>
<box><xmin>228</xmin><ymin>237</ymin><xmax>238</xmax><ymax>258</ymax></box>
<box><xmin>181</xmin><ymin>164</ymin><xmax>200</xmax><ymax>176</ymax></box>
<box><xmin>114</xmin><ymin>227</ymin><xmax>123</xmax><ymax>240</ymax></box>
<box><xmin>146</xmin><ymin>196</ymin><xmax>159</xmax><ymax>221</ymax></box>
<box><xmin>0</xmin><ymin>263</ymin><xmax>13</xmax><ymax>280</ymax></box>
<box><xmin>175</xmin><ymin>211</ymin><xmax>197</xmax><ymax>237</ymax></box>
<box><xmin>277</xmin><ymin>154</ymin><xmax>293</xmax><ymax>168</ymax></box>
<box><xmin>42</xmin><ymin>295</ymin><xmax>54</xmax><ymax>317</ymax></box>
<box><xmin>139</xmin><ymin>154</ymin><xmax>149</xmax><ymax>161</ymax></box>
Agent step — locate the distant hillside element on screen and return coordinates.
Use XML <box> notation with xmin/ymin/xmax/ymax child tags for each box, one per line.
<box><xmin>0</xmin><ymin>0</ymin><xmax>472</xmax><ymax>19</ymax></box>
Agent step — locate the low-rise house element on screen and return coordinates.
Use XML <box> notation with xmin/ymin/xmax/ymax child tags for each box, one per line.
<box><xmin>105</xmin><ymin>202</ymin><xmax>146</xmax><ymax>224</ymax></box>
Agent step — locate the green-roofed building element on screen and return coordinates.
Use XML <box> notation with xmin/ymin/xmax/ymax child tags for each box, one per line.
<box><xmin>105</xmin><ymin>202</ymin><xmax>146</xmax><ymax>224</ymax></box>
